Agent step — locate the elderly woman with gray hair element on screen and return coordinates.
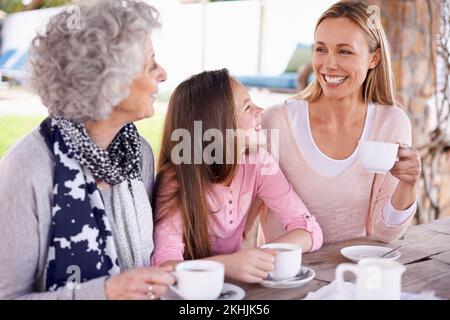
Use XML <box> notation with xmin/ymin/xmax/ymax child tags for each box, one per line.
<box><xmin>0</xmin><ymin>0</ymin><xmax>175</xmax><ymax>299</ymax></box>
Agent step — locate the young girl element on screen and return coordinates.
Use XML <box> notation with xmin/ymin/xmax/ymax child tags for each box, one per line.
<box><xmin>152</xmin><ymin>69</ymin><xmax>322</xmax><ymax>283</ymax></box>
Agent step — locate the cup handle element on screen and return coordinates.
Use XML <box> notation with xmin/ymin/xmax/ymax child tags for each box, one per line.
<box><xmin>168</xmin><ymin>285</ymin><xmax>184</xmax><ymax>299</ymax></box>
<box><xmin>335</xmin><ymin>263</ymin><xmax>359</xmax><ymax>300</ymax></box>
<box><xmin>168</xmin><ymin>271</ymin><xmax>184</xmax><ymax>299</ymax></box>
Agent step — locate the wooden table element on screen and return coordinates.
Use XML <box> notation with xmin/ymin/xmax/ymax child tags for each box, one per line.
<box><xmin>237</xmin><ymin>218</ymin><xmax>450</xmax><ymax>300</ymax></box>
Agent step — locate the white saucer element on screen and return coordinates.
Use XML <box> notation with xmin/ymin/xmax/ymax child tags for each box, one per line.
<box><xmin>259</xmin><ymin>266</ymin><xmax>315</xmax><ymax>289</ymax></box>
<box><xmin>160</xmin><ymin>283</ymin><xmax>245</xmax><ymax>300</ymax></box>
<box><xmin>340</xmin><ymin>245</ymin><xmax>401</xmax><ymax>263</ymax></box>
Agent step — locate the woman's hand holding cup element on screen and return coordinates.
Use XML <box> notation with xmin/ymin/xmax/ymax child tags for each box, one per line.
<box><xmin>390</xmin><ymin>143</ymin><xmax>421</xmax><ymax>185</ymax></box>
<box><xmin>105</xmin><ymin>265</ymin><xmax>175</xmax><ymax>300</ymax></box>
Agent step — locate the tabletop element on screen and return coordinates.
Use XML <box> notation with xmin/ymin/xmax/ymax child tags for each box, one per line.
<box><xmin>236</xmin><ymin>218</ymin><xmax>450</xmax><ymax>300</ymax></box>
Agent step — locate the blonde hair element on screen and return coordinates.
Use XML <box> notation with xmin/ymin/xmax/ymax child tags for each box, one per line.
<box><xmin>294</xmin><ymin>0</ymin><xmax>397</xmax><ymax>106</ymax></box>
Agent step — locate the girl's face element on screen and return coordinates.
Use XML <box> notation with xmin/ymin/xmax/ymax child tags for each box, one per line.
<box><xmin>313</xmin><ymin>17</ymin><xmax>380</xmax><ymax>100</ymax></box>
<box><xmin>232</xmin><ymin>79</ymin><xmax>263</xmax><ymax>131</ymax></box>
<box><xmin>115</xmin><ymin>39</ymin><xmax>167</xmax><ymax>122</ymax></box>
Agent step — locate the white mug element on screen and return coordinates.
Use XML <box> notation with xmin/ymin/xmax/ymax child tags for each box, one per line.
<box><xmin>260</xmin><ymin>243</ymin><xmax>302</xmax><ymax>281</ymax></box>
<box><xmin>358</xmin><ymin>141</ymin><xmax>399</xmax><ymax>173</ymax></box>
<box><xmin>170</xmin><ymin>260</ymin><xmax>224</xmax><ymax>300</ymax></box>
<box><xmin>335</xmin><ymin>258</ymin><xmax>406</xmax><ymax>300</ymax></box>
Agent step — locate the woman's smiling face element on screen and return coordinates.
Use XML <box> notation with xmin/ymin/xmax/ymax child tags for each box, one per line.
<box><xmin>313</xmin><ymin>17</ymin><xmax>380</xmax><ymax>100</ymax></box>
<box><xmin>115</xmin><ymin>39</ymin><xmax>167</xmax><ymax>122</ymax></box>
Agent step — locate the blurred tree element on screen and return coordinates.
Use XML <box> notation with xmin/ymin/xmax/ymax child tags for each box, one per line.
<box><xmin>367</xmin><ymin>0</ymin><xmax>450</xmax><ymax>222</ymax></box>
<box><xmin>0</xmin><ymin>0</ymin><xmax>71</xmax><ymax>14</ymax></box>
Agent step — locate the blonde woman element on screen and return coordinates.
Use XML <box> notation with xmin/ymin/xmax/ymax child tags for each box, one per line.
<box><xmin>261</xmin><ymin>1</ymin><xmax>421</xmax><ymax>245</ymax></box>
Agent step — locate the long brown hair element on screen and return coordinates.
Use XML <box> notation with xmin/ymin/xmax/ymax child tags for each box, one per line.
<box><xmin>295</xmin><ymin>0</ymin><xmax>397</xmax><ymax>106</ymax></box>
<box><xmin>155</xmin><ymin>69</ymin><xmax>239</xmax><ymax>260</ymax></box>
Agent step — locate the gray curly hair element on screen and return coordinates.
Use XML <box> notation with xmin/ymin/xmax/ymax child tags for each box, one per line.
<box><xmin>29</xmin><ymin>0</ymin><xmax>160</xmax><ymax>122</ymax></box>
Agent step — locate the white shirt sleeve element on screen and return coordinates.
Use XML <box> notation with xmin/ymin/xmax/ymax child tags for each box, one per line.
<box><xmin>382</xmin><ymin>197</ymin><xmax>417</xmax><ymax>226</ymax></box>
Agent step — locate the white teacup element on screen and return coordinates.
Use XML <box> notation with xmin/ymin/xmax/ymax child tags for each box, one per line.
<box><xmin>358</xmin><ymin>141</ymin><xmax>399</xmax><ymax>173</ymax></box>
<box><xmin>171</xmin><ymin>260</ymin><xmax>224</xmax><ymax>300</ymax></box>
<box><xmin>335</xmin><ymin>258</ymin><xmax>406</xmax><ymax>300</ymax></box>
<box><xmin>260</xmin><ymin>243</ymin><xmax>302</xmax><ymax>281</ymax></box>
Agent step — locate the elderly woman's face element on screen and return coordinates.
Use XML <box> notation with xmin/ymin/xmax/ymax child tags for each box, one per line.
<box><xmin>115</xmin><ymin>39</ymin><xmax>167</xmax><ymax>121</ymax></box>
<box><xmin>313</xmin><ymin>17</ymin><xmax>379</xmax><ymax>100</ymax></box>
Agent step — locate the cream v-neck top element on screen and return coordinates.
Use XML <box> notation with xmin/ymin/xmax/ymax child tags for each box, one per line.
<box><xmin>286</xmin><ymin>99</ymin><xmax>416</xmax><ymax>225</ymax></box>
<box><xmin>261</xmin><ymin>99</ymin><xmax>416</xmax><ymax>245</ymax></box>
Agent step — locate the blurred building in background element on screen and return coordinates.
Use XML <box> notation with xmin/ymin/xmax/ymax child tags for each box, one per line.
<box><xmin>0</xmin><ymin>0</ymin><xmax>336</xmax><ymax>90</ymax></box>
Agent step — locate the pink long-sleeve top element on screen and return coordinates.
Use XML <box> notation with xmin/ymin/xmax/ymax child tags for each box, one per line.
<box><xmin>152</xmin><ymin>148</ymin><xmax>323</xmax><ymax>266</ymax></box>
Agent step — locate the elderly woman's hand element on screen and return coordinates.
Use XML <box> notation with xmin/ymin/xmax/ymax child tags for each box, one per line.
<box><xmin>390</xmin><ymin>144</ymin><xmax>422</xmax><ymax>185</ymax></box>
<box><xmin>105</xmin><ymin>265</ymin><xmax>175</xmax><ymax>300</ymax></box>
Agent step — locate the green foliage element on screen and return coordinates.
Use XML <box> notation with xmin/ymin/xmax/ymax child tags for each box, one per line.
<box><xmin>0</xmin><ymin>0</ymin><xmax>72</xmax><ymax>14</ymax></box>
<box><xmin>0</xmin><ymin>115</ymin><xmax>45</xmax><ymax>156</ymax></box>
<box><xmin>0</xmin><ymin>0</ymin><xmax>22</xmax><ymax>13</ymax></box>
<box><xmin>0</xmin><ymin>114</ymin><xmax>165</xmax><ymax>159</ymax></box>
